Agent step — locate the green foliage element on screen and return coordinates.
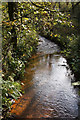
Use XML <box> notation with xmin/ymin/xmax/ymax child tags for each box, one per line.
<box><xmin>66</xmin><ymin>35</ymin><xmax>80</xmax><ymax>79</ymax></box>
<box><xmin>23</xmin><ymin>2</ymin><xmax>80</xmax><ymax>81</ymax></box>
<box><xmin>2</xmin><ymin>2</ymin><xmax>39</xmax><ymax>119</ymax></box>
<box><xmin>60</xmin><ymin>34</ymin><xmax>80</xmax><ymax>80</ymax></box>
<box><xmin>2</xmin><ymin>2</ymin><xmax>80</xmax><ymax>119</ymax></box>
<box><xmin>2</xmin><ymin>78</ymin><xmax>22</xmax><ymax>118</ymax></box>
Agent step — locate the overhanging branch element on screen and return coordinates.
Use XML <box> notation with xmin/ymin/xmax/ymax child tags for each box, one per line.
<box><xmin>30</xmin><ymin>1</ymin><xmax>57</xmax><ymax>13</ymax></box>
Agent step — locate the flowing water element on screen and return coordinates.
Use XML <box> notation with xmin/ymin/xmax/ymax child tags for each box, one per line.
<box><xmin>11</xmin><ymin>36</ymin><xmax>79</xmax><ymax>119</ymax></box>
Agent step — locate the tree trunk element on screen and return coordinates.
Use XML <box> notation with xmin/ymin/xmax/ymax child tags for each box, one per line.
<box><xmin>59</xmin><ymin>2</ymin><xmax>61</xmax><ymax>9</ymax></box>
<box><xmin>8</xmin><ymin>2</ymin><xmax>17</xmax><ymax>50</ymax></box>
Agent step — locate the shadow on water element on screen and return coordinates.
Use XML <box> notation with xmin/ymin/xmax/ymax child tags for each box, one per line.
<box><xmin>10</xmin><ymin>36</ymin><xmax>80</xmax><ymax>119</ymax></box>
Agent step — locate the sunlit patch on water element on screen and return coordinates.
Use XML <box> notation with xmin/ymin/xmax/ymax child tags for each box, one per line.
<box><xmin>10</xmin><ymin>36</ymin><xmax>79</xmax><ymax>119</ymax></box>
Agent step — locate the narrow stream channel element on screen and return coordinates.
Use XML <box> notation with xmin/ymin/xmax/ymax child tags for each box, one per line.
<box><xmin>11</xmin><ymin>36</ymin><xmax>79</xmax><ymax>119</ymax></box>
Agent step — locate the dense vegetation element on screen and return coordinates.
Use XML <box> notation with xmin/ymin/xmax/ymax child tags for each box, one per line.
<box><xmin>2</xmin><ymin>2</ymin><xmax>80</xmax><ymax>119</ymax></box>
<box><xmin>2</xmin><ymin>2</ymin><xmax>39</xmax><ymax>118</ymax></box>
<box><xmin>25</xmin><ymin>2</ymin><xmax>80</xmax><ymax>79</ymax></box>
<box><xmin>24</xmin><ymin>2</ymin><xmax>80</xmax><ymax>80</ymax></box>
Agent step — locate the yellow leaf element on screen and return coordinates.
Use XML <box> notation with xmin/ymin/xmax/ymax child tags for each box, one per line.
<box><xmin>54</xmin><ymin>34</ymin><xmax>58</xmax><ymax>37</ymax></box>
<box><xmin>72</xmin><ymin>25</ymin><xmax>74</xmax><ymax>28</ymax></box>
<box><xmin>23</xmin><ymin>54</ymin><xmax>26</xmax><ymax>56</ymax></box>
<box><xmin>24</xmin><ymin>18</ymin><xmax>29</xmax><ymax>20</ymax></box>
<box><xmin>50</xmin><ymin>33</ymin><xmax>53</xmax><ymax>37</ymax></box>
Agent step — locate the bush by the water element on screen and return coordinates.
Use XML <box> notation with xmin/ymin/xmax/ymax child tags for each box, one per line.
<box><xmin>2</xmin><ymin>2</ymin><xmax>39</xmax><ymax>118</ymax></box>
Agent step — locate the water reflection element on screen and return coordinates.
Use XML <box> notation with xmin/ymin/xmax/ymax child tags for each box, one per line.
<box><xmin>11</xmin><ymin>36</ymin><xmax>79</xmax><ymax>119</ymax></box>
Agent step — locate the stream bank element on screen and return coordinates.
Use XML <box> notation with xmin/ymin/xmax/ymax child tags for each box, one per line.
<box><xmin>39</xmin><ymin>32</ymin><xmax>80</xmax><ymax>83</ymax></box>
<box><xmin>10</xmin><ymin>36</ymin><xmax>80</xmax><ymax>119</ymax></box>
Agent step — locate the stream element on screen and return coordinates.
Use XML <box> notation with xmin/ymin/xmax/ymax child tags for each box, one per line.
<box><xmin>11</xmin><ymin>36</ymin><xmax>79</xmax><ymax>119</ymax></box>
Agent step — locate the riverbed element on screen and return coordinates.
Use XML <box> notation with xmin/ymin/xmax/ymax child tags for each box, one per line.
<box><xmin>10</xmin><ymin>36</ymin><xmax>79</xmax><ymax>119</ymax></box>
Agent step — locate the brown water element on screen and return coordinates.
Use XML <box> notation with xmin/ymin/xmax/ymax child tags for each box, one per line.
<box><xmin>11</xmin><ymin>36</ymin><xmax>79</xmax><ymax>119</ymax></box>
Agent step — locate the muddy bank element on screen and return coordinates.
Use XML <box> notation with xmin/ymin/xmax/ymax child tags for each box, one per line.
<box><xmin>10</xmin><ymin>36</ymin><xmax>79</xmax><ymax>119</ymax></box>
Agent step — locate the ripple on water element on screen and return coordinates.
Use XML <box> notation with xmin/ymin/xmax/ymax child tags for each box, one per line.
<box><xmin>11</xmin><ymin>36</ymin><xmax>79</xmax><ymax>118</ymax></box>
